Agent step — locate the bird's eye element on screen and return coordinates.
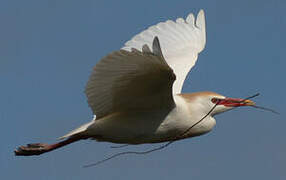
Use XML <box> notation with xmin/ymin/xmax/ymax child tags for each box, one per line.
<box><xmin>211</xmin><ymin>98</ymin><xmax>218</xmax><ymax>104</ymax></box>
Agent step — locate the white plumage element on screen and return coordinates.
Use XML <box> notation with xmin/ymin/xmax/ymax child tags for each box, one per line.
<box><xmin>122</xmin><ymin>10</ymin><xmax>206</xmax><ymax>94</ymax></box>
<box><xmin>15</xmin><ymin>10</ymin><xmax>255</xmax><ymax>156</ymax></box>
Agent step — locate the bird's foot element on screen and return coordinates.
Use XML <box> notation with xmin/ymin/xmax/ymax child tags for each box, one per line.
<box><xmin>14</xmin><ymin>143</ymin><xmax>51</xmax><ymax>156</ymax></box>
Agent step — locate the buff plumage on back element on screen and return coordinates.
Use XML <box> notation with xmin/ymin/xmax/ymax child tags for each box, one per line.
<box><xmin>122</xmin><ymin>10</ymin><xmax>206</xmax><ymax>94</ymax></box>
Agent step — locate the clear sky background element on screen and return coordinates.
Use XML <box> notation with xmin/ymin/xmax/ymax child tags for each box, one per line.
<box><xmin>1</xmin><ymin>0</ymin><xmax>285</xmax><ymax>179</ymax></box>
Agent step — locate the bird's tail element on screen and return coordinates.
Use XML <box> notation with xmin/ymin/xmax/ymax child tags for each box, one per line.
<box><xmin>58</xmin><ymin>116</ymin><xmax>96</xmax><ymax>140</ymax></box>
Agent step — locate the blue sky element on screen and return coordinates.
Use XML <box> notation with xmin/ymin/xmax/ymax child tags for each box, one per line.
<box><xmin>1</xmin><ymin>0</ymin><xmax>285</xmax><ymax>179</ymax></box>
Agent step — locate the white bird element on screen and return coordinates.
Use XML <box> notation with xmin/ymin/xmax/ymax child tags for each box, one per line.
<box><xmin>15</xmin><ymin>10</ymin><xmax>255</xmax><ymax>156</ymax></box>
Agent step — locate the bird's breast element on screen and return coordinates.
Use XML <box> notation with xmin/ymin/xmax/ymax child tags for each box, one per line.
<box><xmin>155</xmin><ymin>95</ymin><xmax>217</xmax><ymax>141</ymax></box>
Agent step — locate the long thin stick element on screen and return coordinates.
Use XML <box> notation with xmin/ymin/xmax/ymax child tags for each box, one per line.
<box><xmin>84</xmin><ymin>93</ymin><xmax>260</xmax><ymax>167</ymax></box>
<box><xmin>84</xmin><ymin>101</ymin><xmax>220</xmax><ymax>167</ymax></box>
<box><xmin>84</xmin><ymin>142</ymin><xmax>172</xmax><ymax>168</ymax></box>
<box><xmin>252</xmin><ymin>105</ymin><xmax>279</xmax><ymax>115</ymax></box>
<box><xmin>110</xmin><ymin>144</ymin><xmax>129</xmax><ymax>149</ymax></box>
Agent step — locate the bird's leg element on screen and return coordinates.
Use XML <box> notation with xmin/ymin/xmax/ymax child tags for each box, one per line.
<box><xmin>14</xmin><ymin>135</ymin><xmax>87</xmax><ymax>156</ymax></box>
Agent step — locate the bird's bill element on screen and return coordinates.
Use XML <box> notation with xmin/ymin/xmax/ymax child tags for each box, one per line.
<box><xmin>218</xmin><ymin>98</ymin><xmax>255</xmax><ymax>107</ymax></box>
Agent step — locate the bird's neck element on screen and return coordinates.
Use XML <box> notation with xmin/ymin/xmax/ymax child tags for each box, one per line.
<box><xmin>177</xmin><ymin>92</ymin><xmax>212</xmax><ymax>115</ymax></box>
<box><xmin>173</xmin><ymin>94</ymin><xmax>217</xmax><ymax>138</ymax></box>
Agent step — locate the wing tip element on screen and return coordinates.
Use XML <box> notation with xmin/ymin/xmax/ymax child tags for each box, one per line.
<box><xmin>186</xmin><ymin>13</ymin><xmax>195</xmax><ymax>24</ymax></box>
<box><xmin>196</xmin><ymin>9</ymin><xmax>206</xmax><ymax>29</ymax></box>
<box><xmin>152</xmin><ymin>36</ymin><xmax>163</xmax><ymax>57</ymax></box>
<box><xmin>198</xmin><ymin>9</ymin><xmax>205</xmax><ymax>16</ymax></box>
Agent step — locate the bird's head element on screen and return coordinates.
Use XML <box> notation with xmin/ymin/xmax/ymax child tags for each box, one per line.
<box><xmin>181</xmin><ymin>91</ymin><xmax>255</xmax><ymax>116</ymax></box>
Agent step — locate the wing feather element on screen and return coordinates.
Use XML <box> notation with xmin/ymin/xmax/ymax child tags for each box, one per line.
<box><xmin>85</xmin><ymin>38</ymin><xmax>176</xmax><ymax>119</ymax></box>
<box><xmin>122</xmin><ymin>10</ymin><xmax>206</xmax><ymax>94</ymax></box>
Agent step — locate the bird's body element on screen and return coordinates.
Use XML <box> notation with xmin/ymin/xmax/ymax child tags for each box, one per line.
<box><xmin>77</xmin><ymin>93</ymin><xmax>216</xmax><ymax>144</ymax></box>
<box><xmin>15</xmin><ymin>10</ymin><xmax>255</xmax><ymax>156</ymax></box>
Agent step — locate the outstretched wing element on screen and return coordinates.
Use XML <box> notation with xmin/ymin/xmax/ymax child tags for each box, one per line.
<box><xmin>122</xmin><ymin>10</ymin><xmax>206</xmax><ymax>94</ymax></box>
<box><xmin>85</xmin><ymin>38</ymin><xmax>176</xmax><ymax>119</ymax></box>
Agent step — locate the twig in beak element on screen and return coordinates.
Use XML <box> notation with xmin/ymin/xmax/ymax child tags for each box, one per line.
<box><xmin>251</xmin><ymin>105</ymin><xmax>280</xmax><ymax>115</ymax></box>
<box><xmin>244</xmin><ymin>93</ymin><xmax>260</xmax><ymax>100</ymax></box>
<box><xmin>242</xmin><ymin>93</ymin><xmax>279</xmax><ymax>115</ymax></box>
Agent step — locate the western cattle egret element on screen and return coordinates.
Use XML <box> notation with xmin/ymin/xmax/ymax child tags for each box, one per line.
<box><xmin>15</xmin><ymin>10</ymin><xmax>255</xmax><ymax>156</ymax></box>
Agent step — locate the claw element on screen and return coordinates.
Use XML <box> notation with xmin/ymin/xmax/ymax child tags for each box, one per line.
<box><xmin>14</xmin><ymin>143</ymin><xmax>50</xmax><ymax>156</ymax></box>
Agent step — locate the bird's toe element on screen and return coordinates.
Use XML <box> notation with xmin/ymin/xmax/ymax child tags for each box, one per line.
<box><xmin>14</xmin><ymin>143</ymin><xmax>49</xmax><ymax>156</ymax></box>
